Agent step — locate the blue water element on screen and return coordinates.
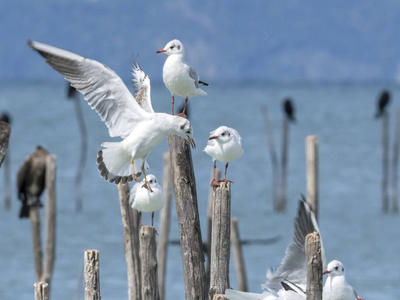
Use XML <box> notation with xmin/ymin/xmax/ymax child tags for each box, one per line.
<box><xmin>1</xmin><ymin>82</ymin><xmax>399</xmax><ymax>299</ymax></box>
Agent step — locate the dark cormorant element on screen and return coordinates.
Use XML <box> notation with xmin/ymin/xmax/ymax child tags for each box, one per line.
<box><xmin>283</xmin><ymin>98</ymin><xmax>296</xmax><ymax>122</ymax></box>
<box><xmin>375</xmin><ymin>90</ymin><xmax>390</xmax><ymax>118</ymax></box>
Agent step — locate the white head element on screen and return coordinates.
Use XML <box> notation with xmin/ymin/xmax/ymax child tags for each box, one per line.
<box><xmin>173</xmin><ymin>117</ymin><xmax>196</xmax><ymax>148</ymax></box>
<box><xmin>157</xmin><ymin>39</ymin><xmax>185</xmax><ymax>56</ymax></box>
<box><xmin>143</xmin><ymin>174</ymin><xmax>159</xmax><ymax>187</ymax></box>
<box><xmin>323</xmin><ymin>260</ymin><xmax>346</xmax><ymax>277</ymax></box>
<box><xmin>208</xmin><ymin>126</ymin><xmax>240</xmax><ymax>144</ymax></box>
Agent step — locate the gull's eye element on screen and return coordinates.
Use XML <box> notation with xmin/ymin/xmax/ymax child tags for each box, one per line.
<box><xmin>186</xmin><ymin>130</ymin><xmax>191</xmax><ymax>134</ymax></box>
<box><xmin>149</xmin><ymin>180</ymin><xmax>153</xmax><ymax>184</ymax></box>
<box><xmin>335</xmin><ymin>266</ymin><xmax>339</xmax><ymax>271</ymax></box>
<box><xmin>170</xmin><ymin>46</ymin><xmax>174</xmax><ymax>50</ymax></box>
<box><xmin>221</xmin><ymin>131</ymin><xmax>230</xmax><ymax>137</ymax></box>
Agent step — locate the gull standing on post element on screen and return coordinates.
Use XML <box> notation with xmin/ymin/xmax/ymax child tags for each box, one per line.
<box><xmin>129</xmin><ymin>174</ymin><xmax>163</xmax><ymax>226</ymax></box>
<box><xmin>157</xmin><ymin>39</ymin><xmax>208</xmax><ymax>116</ymax></box>
<box><xmin>204</xmin><ymin>126</ymin><xmax>243</xmax><ymax>187</ymax></box>
<box><xmin>28</xmin><ymin>40</ymin><xmax>195</xmax><ymax>191</ymax></box>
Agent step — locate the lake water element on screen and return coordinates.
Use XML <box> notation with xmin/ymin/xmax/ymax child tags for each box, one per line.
<box><xmin>0</xmin><ymin>82</ymin><xmax>399</xmax><ymax>299</ymax></box>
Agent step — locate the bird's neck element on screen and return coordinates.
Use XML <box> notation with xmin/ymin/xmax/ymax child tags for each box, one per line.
<box><xmin>166</xmin><ymin>53</ymin><xmax>184</xmax><ymax>65</ymax></box>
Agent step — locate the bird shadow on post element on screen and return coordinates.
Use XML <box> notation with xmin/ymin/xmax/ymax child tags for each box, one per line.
<box><xmin>168</xmin><ymin>134</ymin><xmax>207</xmax><ymax>300</ymax></box>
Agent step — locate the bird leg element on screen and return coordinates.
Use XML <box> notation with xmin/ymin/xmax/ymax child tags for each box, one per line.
<box><xmin>151</xmin><ymin>211</ymin><xmax>154</xmax><ymax>227</ymax></box>
<box><xmin>177</xmin><ymin>97</ymin><xmax>188</xmax><ymax>118</ymax></box>
<box><xmin>222</xmin><ymin>162</ymin><xmax>234</xmax><ymax>184</ymax></box>
<box><xmin>139</xmin><ymin>211</ymin><xmax>142</xmax><ymax>226</ymax></box>
<box><xmin>210</xmin><ymin>160</ymin><xmax>221</xmax><ymax>187</ymax></box>
<box><xmin>171</xmin><ymin>95</ymin><xmax>175</xmax><ymax>115</ymax></box>
<box><xmin>141</xmin><ymin>161</ymin><xmax>153</xmax><ymax>192</ymax></box>
<box><xmin>130</xmin><ymin>157</ymin><xmax>141</xmax><ymax>182</ymax></box>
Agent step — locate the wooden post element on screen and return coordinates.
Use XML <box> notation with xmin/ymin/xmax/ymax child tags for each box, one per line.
<box><xmin>391</xmin><ymin>109</ymin><xmax>400</xmax><ymax>213</ymax></box>
<box><xmin>305</xmin><ymin>232</ymin><xmax>322</xmax><ymax>300</ymax></box>
<box><xmin>212</xmin><ymin>295</ymin><xmax>228</xmax><ymax>300</ymax></box>
<box><xmin>140</xmin><ymin>226</ymin><xmax>159</xmax><ymax>300</ymax></box>
<box><xmin>84</xmin><ymin>249</ymin><xmax>101</xmax><ymax>300</ymax></box>
<box><xmin>306</xmin><ymin>135</ymin><xmax>318</xmax><ymax>221</ymax></box>
<box><xmin>382</xmin><ymin>112</ymin><xmax>390</xmax><ymax>213</ymax></box>
<box><xmin>0</xmin><ymin>120</ymin><xmax>10</xmax><ymax>168</ymax></box>
<box><xmin>230</xmin><ymin>218</ymin><xmax>248</xmax><ymax>292</ymax></box>
<box><xmin>279</xmin><ymin>116</ymin><xmax>289</xmax><ymax>212</ymax></box>
<box><xmin>41</xmin><ymin>155</ymin><xmax>56</xmax><ymax>285</ymax></box>
<box><xmin>3</xmin><ymin>146</ymin><xmax>11</xmax><ymax>209</ymax></box>
<box><xmin>30</xmin><ymin>207</ymin><xmax>43</xmax><ymax>282</ymax></box>
<box><xmin>260</xmin><ymin>106</ymin><xmax>280</xmax><ymax>210</ymax></box>
<box><xmin>168</xmin><ymin>135</ymin><xmax>207</xmax><ymax>300</ymax></box>
<box><xmin>34</xmin><ymin>282</ymin><xmax>49</xmax><ymax>300</ymax></box>
<box><xmin>209</xmin><ymin>182</ymin><xmax>231</xmax><ymax>300</ymax></box>
<box><xmin>157</xmin><ymin>152</ymin><xmax>174</xmax><ymax>300</ymax></box>
<box><xmin>207</xmin><ymin>168</ymin><xmax>221</xmax><ymax>288</ymax></box>
<box><xmin>118</xmin><ymin>183</ymin><xmax>141</xmax><ymax>300</ymax></box>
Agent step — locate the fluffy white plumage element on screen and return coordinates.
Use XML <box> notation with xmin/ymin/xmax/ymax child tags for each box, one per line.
<box><xmin>131</xmin><ymin>56</ymin><xmax>154</xmax><ymax>114</ymax></box>
<box><xmin>204</xmin><ymin>126</ymin><xmax>243</xmax><ymax>186</ymax></box>
<box><xmin>157</xmin><ymin>39</ymin><xmax>208</xmax><ymax>115</ymax></box>
<box><xmin>28</xmin><ymin>40</ymin><xmax>195</xmax><ymax>189</ymax></box>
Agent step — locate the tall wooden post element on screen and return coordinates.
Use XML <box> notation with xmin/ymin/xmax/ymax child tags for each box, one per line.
<box><xmin>157</xmin><ymin>152</ymin><xmax>174</xmax><ymax>300</ymax></box>
<box><xmin>140</xmin><ymin>226</ymin><xmax>159</xmax><ymax>300</ymax></box>
<box><xmin>209</xmin><ymin>182</ymin><xmax>231</xmax><ymax>300</ymax></box>
<box><xmin>306</xmin><ymin>135</ymin><xmax>319</xmax><ymax>221</ymax></box>
<box><xmin>391</xmin><ymin>109</ymin><xmax>400</xmax><ymax>213</ymax></box>
<box><xmin>84</xmin><ymin>249</ymin><xmax>101</xmax><ymax>300</ymax></box>
<box><xmin>3</xmin><ymin>146</ymin><xmax>11</xmax><ymax>209</ymax></box>
<box><xmin>168</xmin><ymin>135</ymin><xmax>207</xmax><ymax>300</ymax></box>
<box><xmin>305</xmin><ymin>232</ymin><xmax>323</xmax><ymax>300</ymax></box>
<box><xmin>34</xmin><ymin>282</ymin><xmax>49</xmax><ymax>300</ymax></box>
<box><xmin>280</xmin><ymin>116</ymin><xmax>289</xmax><ymax>212</ymax></box>
<box><xmin>118</xmin><ymin>183</ymin><xmax>141</xmax><ymax>300</ymax></box>
<box><xmin>30</xmin><ymin>207</ymin><xmax>43</xmax><ymax>282</ymax></box>
<box><xmin>230</xmin><ymin>218</ymin><xmax>248</xmax><ymax>292</ymax></box>
<box><xmin>382</xmin><ymin>112</ymin><xmax>390</xmax><ymax>213</ymax></box>
<box><xmin>0</xmin><ymin>120</ymin><xmax>10</xmax><ymax>168</ymax></box>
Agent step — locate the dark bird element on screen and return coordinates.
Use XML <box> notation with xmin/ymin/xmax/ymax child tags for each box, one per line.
<box><xmin>283</xmin><ymin>98</ymin><xmax>296</xmax><ymax>122</ymax></box>
<box><xmin>0</xmin><ymin>112</ymin><xmax>11</xmax><ymax>124</ymax></box>
<box><xmin>375</xmin><ymin>90</ymin><xmax>391</xmax><ymax>119</ymax></box>
<box><xmin>17</xmin><ymin>146</ymin><xmax>50</xmax><ymax>218</ymax></box>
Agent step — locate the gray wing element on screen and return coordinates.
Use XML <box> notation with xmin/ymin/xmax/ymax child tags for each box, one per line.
<box><xmin>131</xmin><ymin>56</ymin><xmax>154</xmax><ymax>113</ymax></box>
<box><xmin>28</xmin><ymin>40</ymin><xmax>150</xmax><ymax>139</ymax></box>
<box><xmin>262</xmin><ymin>196</ymin><xmax>325</xmax><ymax>295</ymax></box>
<box><xmin>188</xmin><ymin>66</ymin><xmax>200</xmax><ymax>88</ymax></box>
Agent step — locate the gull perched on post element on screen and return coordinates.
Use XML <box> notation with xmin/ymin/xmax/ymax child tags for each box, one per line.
<box><xmin>157</xmin><ymin>39</ymin><xmax>208</xmax><ymax>116</ymax></box>
<box><xmin>28</xmin><ymin>40</ymin><xmax>195</xmax><ymax>191</ymax></box>
<box><xmin>204</xmin><ymin>126</ymin><xmax>243</xmax><ymax>187</ymax></box>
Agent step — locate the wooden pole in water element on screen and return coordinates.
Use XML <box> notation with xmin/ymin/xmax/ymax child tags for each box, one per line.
<box><xmin>382</xmin><ymin>112</ymin><xmax>390</xmax><ymax>213</ymax></box>
<box><xmin>34</xmin><ymin>282</ymin><xmax>49</xmax><ymax>300</ymax></box>
<box><xmin>118</xmin><ymin>183</ymin><xmax>141</xmax><ymax>300</ymax></box>
<box><xmin>140</xmin><ymin>226</ymin><xmax>159</xmax><ymax>300</ymax></box>
<box><xmin>168</xmin><ymin>135</ymin><xmax>207</xmax><ymax>300</ymax></box>
<box><xmin>260</xmin><ymin>106</ymin><xmax>280</xmax><ymax>210</ymax></box>
<box><xmin>230</xmin><ymin>218</ymin><xmax>248</xmax><ymax>292</ymax></box>
<box><xmin>280</xmin><ymin>115</ymin><xmax>289</xmax><ymax>212</ymax></box>
<box><xmin>30</xmin><ymin>207</ymin><xmax>43</xmax><ymax>282</ymax></box>
<box><xmin>157</xmin><ymin>152</ymin><xmax>174</xmax><ymax>300</ymax></box>
<box><xmin>209</xmin><ymin>182</ymin><xmax>231</xmax><ymax>300</ymax></box>
<box><xmin>3</xmin><ymin>145</ymin><xmax>11</xmax><ymax>209</ymax></box>
<box><xmin>0</xmin><ymin>120</ymin><xmax>10</xmax><ymax>168</ymax></box>
<box><xmin>305</xmin><ymin>232</ymin><xmax>323</xmax><ymax>300</ymax></box>
<box><xmin>41</xmin><ymin>155</ymin><xmax>57</xmax><ymax>285</ymax></box>
<box><xmin>84</xmin><ymin>249</ymin><xmax>101</xmax><ymax>300</ymax></box>
<box><xmin>391</xmin><ymin>109</ymin><xmax>400</xmax><ymax>213</ymax></box>
<box><xmin>306</xmin><ymin>135</ymin><xmax>319</xmax><ymax>221</ymax></box>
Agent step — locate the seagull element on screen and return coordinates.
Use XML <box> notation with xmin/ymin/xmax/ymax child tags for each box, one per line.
<box><xmin>157</xmin><ymin>39</ymin><xmax>208</xmax><ymax>116</ymax></box>
<box><xmin>129</xmin><ymin>174</ymin><xmax>163</xmax><ymax>226</ymax></box>
<box><xmin>28</xmin><ymin>40</ymin><xmax>196</xmax><ymax>191</ymax></box>
<box><xmin>375</xmin><ymin>90</ymin><xmax>390</xmax><ymax>119</ymax></box>
<box><xmin>17</xmin><ymin>146</ymin><xmax>50</xmax><ymax>218</ymax></box>
<box><xmin>131</xmin><ymin>55</ymin><xmax>154</xmax><ymax>114</ymax></box>
<box><xmin>204</xmin><ymin>126</ymin><xmax>243</xmax><ymax>187</ymax></box>
<box><xmin>323</xmin><ymin>260</ymin><xmax>364</xmax><ymax>300</ymax></box>
<box><xmin>283</xmin><ymin>98</ymin><xmax>296</xmax><ymax>122</ymax></box>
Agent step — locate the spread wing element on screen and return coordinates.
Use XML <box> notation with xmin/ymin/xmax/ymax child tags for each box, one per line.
<box><xmin>131</xmin><ymin>56</ymin><xmax>154</xmax><ymax>113</ymax></box>
<box><xmin>28</xmin><ymin>40</ymin><xmax>150</xmax><ymax>139</ymax></box>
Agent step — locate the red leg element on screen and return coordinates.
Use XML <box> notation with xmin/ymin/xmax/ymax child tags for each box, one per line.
<box><xmin>177</xmin><ymin>97</ymin><xmax>188</xmax><ymax>118</ymax></box>
<box><xmin>223</xmin><ymin>162</ymin><xmax>234</xmax><ymax>184</ymax></box>
<box><xmin>210</xmin><ymin>160</ymin><xmax>220</xmax><ymax>187</ymax></box>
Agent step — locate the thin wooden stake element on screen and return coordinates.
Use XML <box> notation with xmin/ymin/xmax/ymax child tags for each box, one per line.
<box><xmin>168</xmin><ymin>135</ymin><xmax>207</xmax><ymax>300</ymax></box>
<box><xmin>382</xmin><ymin>112</ymin><xmax>390</xmax><ymax>213</ymax></box>
<box><xmin>41</xmin><ymin>155</ymin><xmax>56</xmax><ymax>285</ymax></box>
<box><xmin>140</xmin><ymin>226</ymin><xmax>159</xmax><ymax>300</ymax></box>
<box><xmin>34</xmin><ymin>282</ymin><xmax>49</xmax><ymax>300</ymax></box>
<box><xmin>118</xmin><ymin>183</ymin><xmax>141</xmax><ymax>300</ymax></box>
<box><xmin>3</xmin><ymin>146</ymin><xmax>11</xmax><ymax>209</ymax></box>
<box><xmin>306</xmin><ymin>135</ymin><xmax>319</xmax><ymax>221</ymax></box>
<box><xmin>157</xmin><ymin>152</ymin><xmax>174</xmax><ymax>300</ymax></box>
<box><xmin>305</xmin><ymin>232</ymin><xmax>323</xmax><ymax>300</ymax></box>
<box><xmin>30</xmin><ymin>207</ymin><xmax>43</xmax><ymax>282</ymax></box>
<box><xmin>391</xmin><ymin>109</ymin><xmax>400</xmax><ymax>213</ymax></box>
<box><xmin>84</xmin><ymin>249</ymin><xmax>101</xmax><ymax>300</ymax></box>
<box><xmin>209</xmin><ymin>182</ymin><xmax>231</xmax><ymax>300</ymax></box>
<box><xmin>230</xmin><ymin>218</ymin><xmax>248</xmax><ymax>292</ymax></box>
<box><xmin>279</xmin><ymin>116</ymin><xmax>289</xmax><ymax>212</ymax></box>
<box><xmin>0</xmin><ymin>120</ymin><xmax>10</xmax><ymax>168</ymax></box>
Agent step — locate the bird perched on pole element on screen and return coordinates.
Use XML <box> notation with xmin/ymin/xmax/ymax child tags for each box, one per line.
<box><xmin>283</xmin><ymin>98</ymin><xmax>296</xmax><ymax>122</ymax></box>
<box><xmin>157</xmin><ymin>39</ymin><xmax>208</xmax><ymax>117</ymax></box>
<box><xmin>375</xmin><ymin>90</ymin><xmax>390</xmax><ymax>119</ymax></box>
<box><xmin>17</xmin><ymin>146</ymin><xmax>50</xmax><ymax>218</ymax></box>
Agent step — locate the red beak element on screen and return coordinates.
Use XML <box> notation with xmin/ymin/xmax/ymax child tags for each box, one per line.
<box><xmin>209</xmin><ymin>135</ymin><xmax>218</xmax><ymax>140</ymax></box>
<box><xmin>323</xmin><ymin>270</ymin><xmax>330</xmax><ymax>275</ymax></box>
<box><xmin>156</xmin><ymin>49</ymin><xmax>166</xmax><ymax>53</ymax></box>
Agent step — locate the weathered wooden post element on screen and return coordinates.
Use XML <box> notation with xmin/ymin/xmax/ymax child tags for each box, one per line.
<box><xmin>260</xmin><ymin>106</ymin><xmax>280</xmax><ymax>210</ymax></box>
<box><xmin>117</xmin><ymin>183</ymin><xmax>141</xmax><ymax>300</ymax></box>
<box><xmin>391</xmin><ymin>108</ymin><xmax>400</xmax><ymax>213</ymax></box>
<box><xmin>30</xmin><ymin>207</ymin><xmax>43</xmax><ymax>282</ymax></box>
<box><xmin>212</xmin><ymin>295</ymin><xmax>228</xmax><ymax>300</ymax></box>
<box><xmin>140</xmin><ymin>226</ymin><xmax>159</xmax><ymax>300</ymax></box>
<box><xmin>382</xmin><ymin>111</ymin><xmax>390</xmax><ymax>213</ymax></box>
<box><xmin>34</xmin><ymin>282</ymin><xmax>49</xmax><ymax>300</ymax></box>
<box><xmin>305</xmin><ymin>232</ymin><xmax>323</xmax><ymax>300</ymax></box>
<box><xmin>306</xmin><ymin>135</ymin><xmax>319</xmax><ymax>220</ymax></box>
<box><xmin>157</xmin><ymin>152</ymin><xmax>174</xmax><ymax>300</ymax></box>
<box><xmin>3</xmin><ymin>146</ymin><xmax>11</xmax><ymax>209</ymax></box>
<box><xmin>230</xmin><ymin>218</ymin><xmax>248</xmax><ymax>292</ymax></box>
<box><xmin>0</xmin><ymin>120</ymin><xmax>10</xmax><ymax>168</ymax></box>
<box><xmin>41</xmin><ymin>155</ymin><xmax>57</xmax><ymax>285</ymax></box>
<box><xmin>168</xmin><ymin>135</ymin><xmax>207</xmax><ymax>300</ymax></box>
<box><xmin>84</xmin><ymin>249</ymin><xmax>101</xmax><ymax>300</ymax></box>
<box><xmin>209</xmin><ymin>182</ymin><xmax>231</xmax><ymax>300</ymax></box>
<box><xmin>0</xmin><ymin>114</ymin><xmax>11</xmax><ymax>209</ymax></box>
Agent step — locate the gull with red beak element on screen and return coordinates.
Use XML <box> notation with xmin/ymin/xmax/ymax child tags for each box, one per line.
<box><xmin>157</xmin><ymin>39</ymin><xmax>208</xmax><ymax>116</ymax></box>
<box><xmin>204</xmin><ymin>126</ymin><xmax>243</xmax><ymax>187</ymax></box>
